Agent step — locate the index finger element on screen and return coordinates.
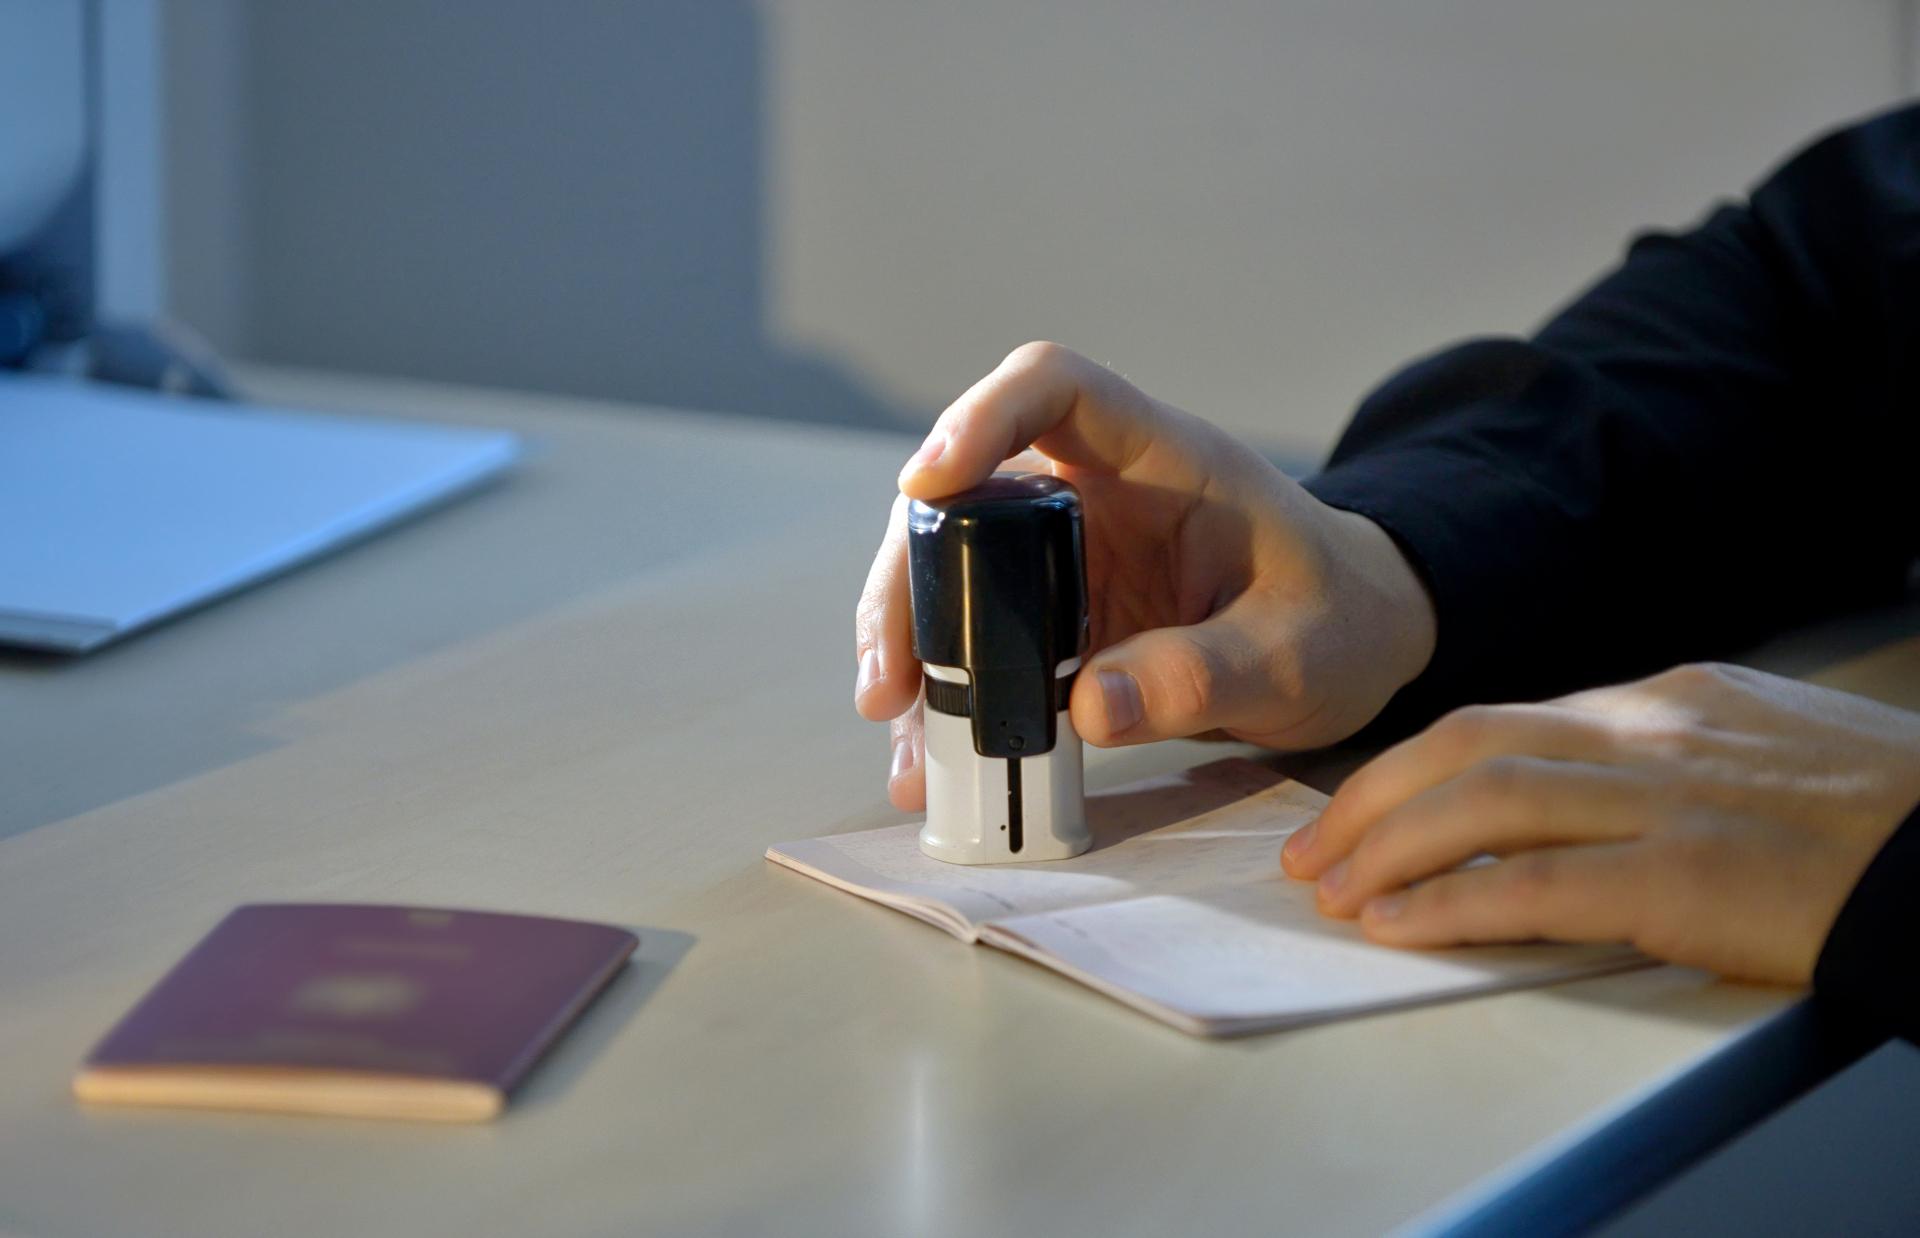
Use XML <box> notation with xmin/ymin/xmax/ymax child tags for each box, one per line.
<box><xmin>898</xmin><ymin>342</ymin><xmax>1166</xmax><ymax>500</ymax></box>
<box><xmin>1358</xmin><ymin>843</ymin><xmax>1647</xmax><ymax>949</ymax></box>
<box><xmin>1283</xmin><ymin>704</ymin><xmax>1619</xmax><ymax>879</ymax></box>
<box><xmin>854</xmin><ymin>494</ymin><xmax>921</xmax><ymax>722</ymax></box>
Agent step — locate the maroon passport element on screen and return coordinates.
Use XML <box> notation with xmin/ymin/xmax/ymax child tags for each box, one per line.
<box><xmin>75</xmin><ymin>903</ymin><xmax>638</xmax><ymax>1122</ymax></box>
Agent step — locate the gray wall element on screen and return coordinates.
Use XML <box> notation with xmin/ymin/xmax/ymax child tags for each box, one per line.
<box><xmin>166</xmin><ymin>1</ymin><xmax>1915</xmax><ymax>450</ymax></box>
<box><xmin>0</xmin><ymin>0</ymin><xmax>85</xmax><ymax>256</ymax></box>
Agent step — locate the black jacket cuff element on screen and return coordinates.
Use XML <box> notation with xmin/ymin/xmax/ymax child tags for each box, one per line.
<box><xmin>1814</xmin><ymin>801</ymin><xmax>1920</xmax><ymax>1043</ymax></box>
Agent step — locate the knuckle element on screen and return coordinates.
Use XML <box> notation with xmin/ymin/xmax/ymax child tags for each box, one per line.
<box><xmin>1636</xmin><ymin>720</ymin><xmax>1710</xmax><ymax>762</ymax></box>
<box><xmin>1504</xmin><ymin>850</ymin><xmax>1560</xmax><ymax>904</ymax></box>
<box><xmin>1320</xmin><ymin>770</ymin><xmax>1374</xmax><ymax>828</ymax></box>
<box><xmin>1157</xmin><ymin>640</ymin><xmax>1222</xmax><ymax>725</ymax></box>
<box><xmin>1348</xmin><ymin>811</ymin><xmax>1413</xmax><ymax>876</ymax></box>
<box><xmin>853</xmin><ymin>592</ymin><xmax>888</xmax><ymax>645</ymax></box>
<box><xmin>1468</xmin><ymin>753</ymin><xmax>1535</xmax><ymax>802</ymax></box>
<box><xmin>1648</xmin><ymin>662</ymin><xmax>1702</xmax><ymax>688</ymax></box>
<box><xmin>855</xmin><ymin>528</ymin><xmax>910</xmax><ymax>643</ymax></box>
<box><xmin>1410</xmin><ymin>874</ymin><xmax>1457</xmax><ymax>919</ymax></box>
<box><xmin>1654</xmin><ymin>661</ymin><xmax>1735</xmax><ymax>696</ymax></box>
<box><xmin>1006</xmin><ymin>339</ymin><xmax>1074</xmax><ymax>375</ymax></box>
<box><xmin>1430</xmin><ymin>704</ymin><xmax>1499</xmax><ymax>754</ymax></box>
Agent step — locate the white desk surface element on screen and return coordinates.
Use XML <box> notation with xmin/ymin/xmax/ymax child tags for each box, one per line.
<box><xmin>3</xmin><ymin>368</ymin><xmax>1915</xmax><ymax>1238</ymax></box>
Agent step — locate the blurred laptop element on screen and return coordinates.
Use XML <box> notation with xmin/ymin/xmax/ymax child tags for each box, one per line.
<box><xmin>0</xmin><ymin>2</ymin><xmax>518</xmax><ymax>653</ymax></box>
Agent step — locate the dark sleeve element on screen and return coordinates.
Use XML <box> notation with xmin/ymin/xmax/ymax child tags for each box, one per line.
<box><xmin>1814</xmin><ymin>802</ymin><xmax>1920</xmax><ymax>1043</ymax></box>
<box><xmin>1304</xmin><ymin>104</ymin><xmax>1920</xmax><ymax>732</ymax></box>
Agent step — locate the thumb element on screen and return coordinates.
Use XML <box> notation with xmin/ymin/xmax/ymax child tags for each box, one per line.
<box><xmin>1071</xmin><ymin>615</ymin><xmax>1280</xmax><ymax>746</ymax></box>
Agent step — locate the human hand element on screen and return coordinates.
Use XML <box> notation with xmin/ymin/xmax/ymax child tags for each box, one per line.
<box><xmin>1284</xmin><ymin>662</ymin><xmax>1920</xmax><ymax>983</ymax></box>
<box><xmin>854</xmin><ymin>342</ymin><xmax>1439</xmax><ymax>810</ymax></box>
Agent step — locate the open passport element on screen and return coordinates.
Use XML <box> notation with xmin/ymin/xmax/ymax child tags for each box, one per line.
<box><xmin>767</xmin><ymin>759</ymin><xmax>1649</xmax><ymax>1037</ymax></box>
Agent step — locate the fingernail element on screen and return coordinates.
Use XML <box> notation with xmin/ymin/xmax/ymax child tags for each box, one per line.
<box><xmin>856</xmin><ymin>648</ymin><xmax>881</xmax><ymax>698</ymax></box>
<box><xmin>1318</xmin><ymin>859</ymin><xmax>1350</xmax><ymax>896</ymax></box>
<box><xmin>1365</xmin><ymin>893</ymin><xmax>1408</xmax><ymax>922</ymax></box>
<box><xmin>1098</xmin><ymin>669</ymin><xmax>1144</xmax><ymax>734</ymax></box>
<box><xmin>890</xmin><ymin>738</ymin><xmax>914</xmax><ymax>781</ymax></box>
<box><xmin>1283</xmin><ymin>821</ymin><xmax>1318</xmax><ymax>860</ymax></box>
<box><xmin>899</xmin><ymin>434</ymin><xmax>947</xmax><ymax>484</ymax></box>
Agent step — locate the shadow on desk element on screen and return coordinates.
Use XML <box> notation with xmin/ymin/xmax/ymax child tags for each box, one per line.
<box><xmin>510</xmin><ymin>927</ymin><xmax>696</xmax><ymax>1116</ymax></box>
<box><xmin>1533</xmin><ymin>966</ymin><xmax>1789</xmax><ymax>1031</ymax></box>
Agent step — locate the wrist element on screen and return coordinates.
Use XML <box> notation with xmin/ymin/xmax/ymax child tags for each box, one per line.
<box><xmin>1326</xmin><ymin>506</ymin><xmax>1438</xmax><ymax>694</ymax></box>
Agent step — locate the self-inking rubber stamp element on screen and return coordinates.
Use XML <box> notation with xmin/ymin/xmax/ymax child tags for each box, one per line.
<box><xmin>908</xmin><ymin>473</ymin><xmax>1091</xmax><ymax>865</ymax></box>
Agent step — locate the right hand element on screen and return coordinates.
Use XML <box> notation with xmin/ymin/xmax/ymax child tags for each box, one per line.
<box><xmin>855</xmin><ymin>342</ymin><xmax>1439</xmax><ymax>811</ymax></box>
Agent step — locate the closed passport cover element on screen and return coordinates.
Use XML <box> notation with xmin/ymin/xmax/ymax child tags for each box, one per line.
<box><xmin>74</xmin><ymin>903</ymin><xmax>638</xmax><ymax>1122</ymax></box>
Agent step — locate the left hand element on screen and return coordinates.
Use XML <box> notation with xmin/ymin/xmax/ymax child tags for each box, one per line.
<box><xmin>1281</xmin><ymin>663</ymin><xmax>1920</xmax><ymax>983</ymax></box>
